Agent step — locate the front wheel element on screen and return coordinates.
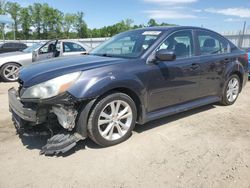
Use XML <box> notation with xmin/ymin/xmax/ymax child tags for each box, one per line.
<box><xmin>221</xmin><ymin>74</ymin><xmax>240</xmax><ymax>105</ymax></box>
<box><xmin>87</xmin><ymin>92</ymin><xmax>137</xmax><ymax>147</ymax></box>
<box><xmin>0</xmin><ymin>63</ymin><xmax>20</xmax><ymax>82</ymax></box>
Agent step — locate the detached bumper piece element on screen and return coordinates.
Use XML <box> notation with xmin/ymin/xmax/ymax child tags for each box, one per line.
<box><xmin>40</xmin><ymin>131</ymin><xmax>82</xmax><ymax>155</ymax></box>
<box><xmin>8</xmin><ymin>88</ymin><xmax>84</xmax><ymax>156</ymax></box>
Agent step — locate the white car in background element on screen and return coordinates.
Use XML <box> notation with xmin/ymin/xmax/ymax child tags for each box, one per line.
<box><xmin>0</xmin><ymin>40</ymin><xmax>91</xmax><ymax>82</ymax></box>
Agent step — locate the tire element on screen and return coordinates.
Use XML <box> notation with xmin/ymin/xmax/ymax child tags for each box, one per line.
<box><xmin>221</xmin><ymin>74</ymin><xmax>241</xmax><ymax>105</ymax></box>
<box><xmin>0</xmin><ymin>63</ymin><xmax>20</xmax><ymax>82</ymax></box>
<box><xmin>87</xmin><ymin>92</ymin><xmax>137</xmax><ymax>147</ymax></box>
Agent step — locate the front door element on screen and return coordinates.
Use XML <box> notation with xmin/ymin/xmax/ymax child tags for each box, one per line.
<box><xmin>147</xmin><ymin>30</ymin><xmax>201</xmax><ymax>112</ymax></box>
<box><xmin>34</xmin><ymin>40</ymin><xmax>58</xmax><ymax>62</ymax></box>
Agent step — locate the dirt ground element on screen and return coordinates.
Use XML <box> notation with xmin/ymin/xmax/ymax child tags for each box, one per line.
<box><xmin>0</xmin><ymin>82</ymin><xmax>249</xmax><ymax>188</ymax></box>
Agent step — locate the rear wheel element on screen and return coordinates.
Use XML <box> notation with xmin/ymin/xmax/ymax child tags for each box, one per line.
<box><xmin>87</xmin><ymin>92</ymin><xmax>137</xmax><ymax>147</ymax></box>
<box><xmin>221</xmin><ymin>74</ymin><xmax>240</xmax><ymax>105</ymax></box>
<box><xmin>0</xmin><ymin>63</ymin><xmax>20</xmax><ymax>82</ymax></box>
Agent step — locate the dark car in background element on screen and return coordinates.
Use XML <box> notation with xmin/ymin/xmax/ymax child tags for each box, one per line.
<box><xmin>8</xmin><ymin>26</ymin><xmax>248</xmax><ymax>155</ymax></box>
<box><xmin>0</xmin><ymin>42</ymin><xmax>27</xmax><ymax>53</ymax></box>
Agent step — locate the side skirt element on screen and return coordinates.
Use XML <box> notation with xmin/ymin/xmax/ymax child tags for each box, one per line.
<box><xmin>144</xmin><ymin>96</ymin><xmax>221</xmax><ymax>123</ymax></box>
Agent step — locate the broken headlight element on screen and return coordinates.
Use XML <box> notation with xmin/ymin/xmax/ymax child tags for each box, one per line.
<box><xmin>21</xmin><ymin>72</ymin><xmax>81</xmax><ymax>99</ymax></box>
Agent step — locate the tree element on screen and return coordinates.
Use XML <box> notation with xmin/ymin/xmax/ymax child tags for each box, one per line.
<box><xmin>75</xmin><ymin>11</ymin><xmax>88</xmax><ymax>38</ymax></box>
<box><xmin>0</xmin><ymin>0</ymin><xmax>6</xmax><ymax>14</ymax></box>
<box><xmin>147</xmin><ymin>19</ymin><xmax>158</xmax><ymax>27</ymax></box>
<box><xmin>19</xmin><ymin>7</ymin><xmax>31</xmax><ymax>39</ymax></box>
<box><xmin>5</xmin><ymin>2</ymin><xmax>21</xmax><ymax>39</ymax></box>
<box><xmin>29</xmin><ymin>3</ymin><xmax>42</xmax><ymax>39</ymax></box>
<box><xmin>63</xmin><ymin>13</ymin><xmax>77</xmax><ymax>38</ymax></box>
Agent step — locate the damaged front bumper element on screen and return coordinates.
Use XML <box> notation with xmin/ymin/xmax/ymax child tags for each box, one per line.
<box><xmin>8</xmin><ymin>88</ymin><xmax>85</xmax><ymax>155</ymax></box>
<box><xmin>8</xmin><ymin>88</ymin><xmax>49</xmax><ymax>132</ymax></box>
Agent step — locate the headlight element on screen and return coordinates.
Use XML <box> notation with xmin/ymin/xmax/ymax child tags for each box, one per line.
<box><xmin>21</xmin><ymin>72</ymin><xmax>81</xmax><ymax>99</ymax></box>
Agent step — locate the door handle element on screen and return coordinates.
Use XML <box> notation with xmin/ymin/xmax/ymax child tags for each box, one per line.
<box><xmin>190</xmin><ymin>63</ymin><xmax>200</xmax><ymax>70</ymax></box>
<box><xmin>224</xmin><ymin>58</ymin><xmax>230</xmax><ymax>63</ymax></box>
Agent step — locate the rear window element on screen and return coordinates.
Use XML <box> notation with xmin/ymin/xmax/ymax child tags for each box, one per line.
<box><xmin>197</xmin><ymin>30</ymin><xmax>230</xmax><ymax>55</ymax></box>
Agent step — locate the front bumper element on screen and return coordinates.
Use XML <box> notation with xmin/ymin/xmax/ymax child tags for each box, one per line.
<box><xmin>8</xmin><ymin>88</ymin><xmax>86</xmax><ymax>155</ymax></box>
<box><xmin>8</xmin><ymin>88</ymin><xmax>48</xmax><ymax>130</ymax></box>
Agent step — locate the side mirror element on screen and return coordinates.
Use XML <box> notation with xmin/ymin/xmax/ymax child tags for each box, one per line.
<box><xmin>155</xmin><ymin>49</ymin><xmax>176</xmax><ymax>61</ymax></box>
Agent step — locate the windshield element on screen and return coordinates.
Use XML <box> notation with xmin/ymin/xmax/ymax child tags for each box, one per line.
<box><xmin>90</xmin><ymin>30</ymin><xmax>162</xmax><ymax>58</ymax></box>
<box><xmin>22</xmin><ymin>43</ymin><xmax>43</xmax><ymax>53</ymax></box>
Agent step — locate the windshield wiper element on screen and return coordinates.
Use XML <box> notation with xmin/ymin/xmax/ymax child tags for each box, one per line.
<box><xmin>91</xmin><ymin>53</ymin><xmax>113</xmax><ymax>57</ymax></box>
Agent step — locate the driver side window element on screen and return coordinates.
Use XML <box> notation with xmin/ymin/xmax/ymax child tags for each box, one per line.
<box><xmin>39</xmin><ymin>42</ymin><xmax>56</xmax><ymax>54</ymax></box>
<box><xmin>158</xmin><ymin>30</ymin><xmax>194</xmax><ymax>59</ymax></box>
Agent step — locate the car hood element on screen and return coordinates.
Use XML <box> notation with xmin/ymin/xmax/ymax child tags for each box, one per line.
<box><xmin>19</xmin><ymin>55</ymin><xmax>128</xmax><ymax>87</ymax></box>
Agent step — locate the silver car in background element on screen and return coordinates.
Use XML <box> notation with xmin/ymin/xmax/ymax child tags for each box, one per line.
<box><xmin>0</xmin><ymin>40</ymin><xmax>91</xmax><ymax>82</ymax></box>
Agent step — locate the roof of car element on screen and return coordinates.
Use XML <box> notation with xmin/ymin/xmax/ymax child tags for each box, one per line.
<box><xmin>134</xmin><ymin>26</ymin><xmax>214</xmax><ymax>32</ymax></box>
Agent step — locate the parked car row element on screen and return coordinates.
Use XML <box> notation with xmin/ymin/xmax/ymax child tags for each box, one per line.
<box><xmin>0</xmin><ymin>40</ymin><xmax>91</xmax><ymax>82</ymax></box>
<box><xmin>7</xmin><ymin>26</ymin><xmax>249</xmax><ymax>155</ymax></box>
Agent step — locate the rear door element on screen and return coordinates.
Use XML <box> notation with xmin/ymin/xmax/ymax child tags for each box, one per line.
<box><xmin>147</xmin><ymin>30</ymin><xmax>201</xmax><ymax>111</ymax></box>
<box><xmin>62</xmin><ymin>42</ymin><xmax>87</xmax><ymax>57</ymax></box>
<box><xmin>195</xmin><ymin>30</ymin><xmax>231</xmax><ymax>97</ymax></box>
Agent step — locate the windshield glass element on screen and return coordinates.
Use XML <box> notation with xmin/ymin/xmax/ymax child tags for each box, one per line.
<box><xmin>90</xmin><ymin>30</ymin><xmax>162</xmax><ymax>58</ymax></box>
<box><xmin>22</xmin><ymin>43</ymin><xmax>43</xmax><ymax>53</ymax></box>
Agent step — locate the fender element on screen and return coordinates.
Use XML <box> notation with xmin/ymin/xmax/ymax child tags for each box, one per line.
<box><xmin>71</xmin><ymin>72</ymin><xmax>147</xmax><ymax>138</ymax></box>
<box><xmin>68</xmin><ymin>71</ymin><xmax>147</xmax><ymax>103</ymax></box>
<box><xmin>221</xmin><ymin>59</ymin><xmax>247</xmax><ymax>94</ymax></box>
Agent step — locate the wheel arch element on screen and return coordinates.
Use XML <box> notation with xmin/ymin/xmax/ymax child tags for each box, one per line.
<box><xmin>223</xmin><ymin>61</ymin><xmax>245</xmax><ymax>93</ymax></box>
<box><xmin>230</xmin><ymin>71</ymin><xmax>243</xmax><ymax>91</ymax></box>
<box><xmin>97</xmin><ymin>87</ymin><xmax>143</xmax><ymax>122</ymax></box>
<box><xmin>75</xmin><ymin>86</ymin><xmax>145</xmax><ymax>139</ymax></box>
<box><xmin>0</xmin><ymin>61</ymin><xmax>22</xmax><ymax>69</ymax></box>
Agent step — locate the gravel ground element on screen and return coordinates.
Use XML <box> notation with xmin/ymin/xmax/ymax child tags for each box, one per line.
<box><xmin>0</xmin><ymin>82</ymin><xmax>249</xmax><ymax>188</ymax></box>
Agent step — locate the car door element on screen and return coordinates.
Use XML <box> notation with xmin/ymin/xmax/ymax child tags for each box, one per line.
<box><xmin>147</xmin><ymin>30</ymin><xmax>201</xmax><ymax>112</ymax></box>
<box><xmin>195</xmin><ymin>30</ymin><xmax>230</xmax><ymax>97</ymax></box>
<box><xmin>33</xmin><ymin>40</ymin><xmax>58</xmax><ymax>62</ymax></box>
<box><xmin>62</xmin><ymin>42</ymin><xmax>87</xmax><ymax>57</ymax></box>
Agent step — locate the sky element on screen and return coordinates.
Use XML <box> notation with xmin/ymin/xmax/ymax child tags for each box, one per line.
<box><xmin>8</xmin><ymin>0</ymin><xmax>250</xmax><ymax>32</ymax></box>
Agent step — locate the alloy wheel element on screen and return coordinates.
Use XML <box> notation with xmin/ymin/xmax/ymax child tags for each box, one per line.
<box><xmin>3</xmin><ymin>64</ymin><xmax>19</xmax><ymax>81</ymax></box>
<box><xmin>98</xmin><ymin>100</ymin><xmax>133</xmax><ymax>141</ymax></box>
<box><xmin>226</xmin><ymin>77</ymin><xmax>239</xmax><ymax>103</ymax></box>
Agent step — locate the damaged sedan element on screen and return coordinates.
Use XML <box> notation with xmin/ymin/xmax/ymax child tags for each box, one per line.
<box><xmin>9</xmin><ymin>26</ymin><xmax>249</xmax><ymax>155</ymax></box>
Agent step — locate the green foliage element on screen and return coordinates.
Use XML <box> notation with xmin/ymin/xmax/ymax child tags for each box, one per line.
<box><xmin>5</xmin><ymin>2</ymin><xmax>21</xmax><ymax>37</ymax></box>
<box><xmin>0</xmin><ymin>0</ymin><xmax>6</xmax><ymax>14</ymax></box>
<box><xmin>75</xmin><ymin>11</ymin><xmax>88</xmax><ymax>38</ymax></box>
<box><xmin>19</xmin><ymin>7</ymin><xmax>31</xmax><ymax>39</ymax></box>
<box><xmin>1</xmin><ymin>1</ymin><xmax>176</xmax><ymax>40</ymax></box>
<box><xmin>63</xmin><ymin>13</ymin><xmax>78</xmax><ymax>38</ymax></box>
